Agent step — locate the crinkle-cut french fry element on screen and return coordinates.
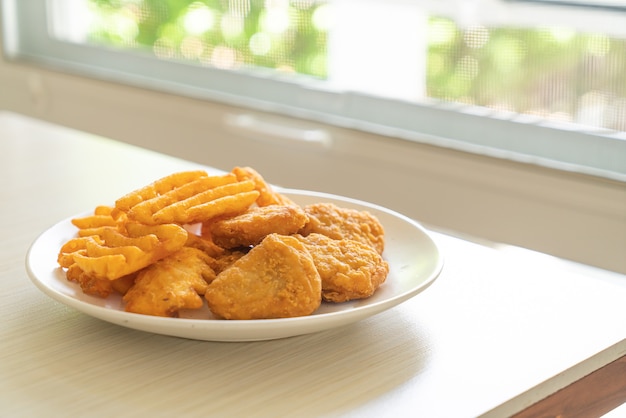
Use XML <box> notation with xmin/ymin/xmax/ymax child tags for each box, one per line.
<box><xmin>128</xmin><ymin>174</ymin><xmax>237</xmax><ymax>224</ymax></box>
<box><xmin>185</xmin><ymin>191</ymin><xmax>261</xmax><ymax>224</ymax></box>
<box><xmin>115</xmin><ymin>170</ymin><xmax>209</xmax><ymax>212</ymax></box>
<box><xmin>152</xmin><ymin>180</ymin><xmax>257</xmax><ymax>224</ymax></box>
<box><xmin>231</xmin><ymin>166</ymin><xmax>296</xmax><ymax>206</ymax></box>
<box><xmin>59</xmin><ymin>223</ymin><xmax>188</xmax><ymax>281</ymax></box>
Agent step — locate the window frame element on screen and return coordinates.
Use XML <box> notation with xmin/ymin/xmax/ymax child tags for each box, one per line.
<box><xmin>2</xmin><ymin>0</ymin><xmax>625</xmax><ymax>181</ymax></box>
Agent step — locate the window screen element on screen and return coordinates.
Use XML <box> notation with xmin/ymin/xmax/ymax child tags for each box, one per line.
<box><xmin>49</xmin><ymin>0</ymin><xmax>626</xmax><ymax>131</ymax></box>
<box><xmin>4</xmin><ymin>0</ymin><xmax>626</xmax><ymax>179</ymax></box>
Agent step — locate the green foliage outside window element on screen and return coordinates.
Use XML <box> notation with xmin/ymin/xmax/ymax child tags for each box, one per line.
<box><xmin>84</xmin><ymin>0</ymin><xmax>626</xmax><ymax>130</ymax></box>
<box><xmin>88</xmin><ymin>0</ymin><xmax>328</xmax><ymax>77</ymax></box>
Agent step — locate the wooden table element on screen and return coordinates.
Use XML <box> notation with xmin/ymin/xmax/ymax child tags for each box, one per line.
<box><xmin>1</xmin><ymin>111</ymin><xmax>625</xmax><ymax>417</ymax></box>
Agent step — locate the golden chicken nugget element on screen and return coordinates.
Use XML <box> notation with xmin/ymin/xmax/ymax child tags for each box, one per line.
<box><xmin>299</xmin><ymin>202</ymin><xmax>385</xmax><ymax>254</ymax></box>
<box><xmin>184</xmin><ymin>232</ymin><xmax>247</xmax><ymax>273</ymax></box>
<box><xmin>231</xmin><ymin>166</ymin><xmax>295</xmax><ymax>206</ymax></box>
<box><xmin>123</xmin><ymin>247</ymin><xmax>216</xmax><ymax>317</ymax></box>
<box><xmin>208</xmin><ymin>249</ymin><xmax>248</xmax><ymax>275</ymax></box>
<box><xmin>296</xmin><ymin>233</ymin><xmax>389</xmax><ymax>303</ymax></box>
<box><xmin>110</xmin><ymin>273</ymin><xmax>138</xmax><ymax>296</ymax></box>
<box><xmin>207</xmin><ymin>205</ymin><xmax>309</xmax><ymax>249</ymax></box>
<box><xmin>206</xmin><ymin>234</ymin><xmax>321</xmax><ymax>319</ymax></box>
<box><xmin>184</xmin><ymin>232</ymin><xmax>226</xmax><ymax>258</ymax></box>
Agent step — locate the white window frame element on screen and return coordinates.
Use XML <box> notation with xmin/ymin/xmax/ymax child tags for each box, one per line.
<box><xmin>3</xmin><ymin>0</ymin><xmax>626</xmax><ymax>180</ymax></box>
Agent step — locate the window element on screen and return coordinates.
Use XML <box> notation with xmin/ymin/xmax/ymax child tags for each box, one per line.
<box><xmin>2</xmin><ymin>0</ymin><xmax>626</xmax><ymax>179</ymax></box>
<box><xmin>2</xmin><ymin>0</ymin><xmax>625</xmax><ymax>273</ymax></box>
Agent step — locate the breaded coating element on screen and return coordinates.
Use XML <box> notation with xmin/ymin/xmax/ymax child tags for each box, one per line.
<box><xmin>205</xmin><ymin>234</ymin><xmax>321</xmax><ymax>319</ymax></box>
<box><xmin>185</xmin><ymin>232</ymin><xmax>226</xmax><ymax>258</ymax></box>
<box><xmin>299</xmin><ymin>203</ymin><xmax>385</xmax><ymax>254</ymax></box>
<box><xmin>123</xmin><ymin>247</ymin><xmax>216</xmax><ymax>317</ymax></box>
<box><xmin>207</xmin><ymin>205</ymin><xmax>309</xmax><ymax>249</ymax></box>
<box><xmin>110</xmin><ymin>273</ymin><xmax>138</xmax><ymax>296</ymax></box>
<box><xmin>182</xmin><ymin>228</ymin><xmax>248</xmax><ymax>273</ymax></box>
<box><xmin>296</xmin><ymin>233</ymin><xmax>389</xmax><ymax>303</ymax></box>
<box><xmin>207</xmin><ymin>250</ymin><xmax>248</xmax><ymax>275</ymax></box>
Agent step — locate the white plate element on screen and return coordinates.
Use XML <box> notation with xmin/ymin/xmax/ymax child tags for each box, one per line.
<box><xmin>26</xmin><ymin>189</ymin><xmax>443</xmax><ymax>342</ymax></box>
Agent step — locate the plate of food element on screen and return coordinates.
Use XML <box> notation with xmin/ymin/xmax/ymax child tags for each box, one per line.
<box><xmin>26</xmin><ymin>167</ymin><xmax>443</xmax><ymax>342</ymax></box>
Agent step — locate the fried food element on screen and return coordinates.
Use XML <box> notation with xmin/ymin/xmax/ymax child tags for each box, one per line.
<box><xmin>59</xmin><ymin>167</ymin><xmax>391</xmax><ymax>319</ymax></box>
<box><xmin>65</xmin><ymin>263</ymin><xmax>115</xmax><ymax>298</ymax></box>
<box><xmin>207</xmin><ymin>205</ymin><xmax>309</xmax><ymax>249</ymax></box>
<box><xmin>231</xmin><ymin>166</ymin><xmax>295</xmax><ymax>206</ymax></box>
<box><xmin>296</xmin><ymin>233</ymin><xmax>389</xmax><ymax>303</ymax></box>
<box><xmin>71</xmin><ymin>205</ymin><xmax>123</xmax><ymax>237</ymax></box>
<box><xmin>110</xmin><ymin>273</ymin><xmax>138</xmax><ymax>295</ymax></box>
<box><xmin>207</xmin><ymin>249</ymin><xmax>248</xmax><ymax>275</ymax></box>
<box><xmin>115</xmin><ymin>170</ymin><xmax>208</xmax><ymax>212</ymax></box>
<box><xmin>299</xmin><ymin>202</ymin><xmax>385</xmax><ymax>254</ymax></box>
<box><xmin>116</xmin><ymin>170</ymin><xmax>260</xmax><ymax>225</ymax></box>
<box><xmin>184</xmin><ymin>231</ymin><xmax>247</xmax><ymax>273</ymax></box>
<box><xmin>155</xmin><ymin>180</ymin><xmax>259</xmax><ymax>225</ymax></box>
<box><xmin>65</xmin><ymin>264</ymin><xmax>137</xmax><ymax>298</ymax></box>
<box><xmin>185</xmin><ymin>231</ymin><xmax>226</xmax><ymax>258</ymax></box>
<box><xmin>123</xmin><ymin>247</ymin><xmax>216</xmax><ymax>317</ymax></box>
<box><xmin>205</xmin><ymin>234</ymin><xmax>321</xmax><ymax>319</ymax></box>
<box><xmin>58</xmin><ymin>222</ymin><xmax>188</xmax><ymax>281</ymax></box>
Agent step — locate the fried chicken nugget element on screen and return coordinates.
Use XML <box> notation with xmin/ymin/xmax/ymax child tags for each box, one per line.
<box><xmin>295</xmin><ymin>233</ymin><xmax>389</xmax><ymax>303</ymax></box>
<box><xmin>123</xmin><ymin>247</ymin><xmax>216</xmax><ymax>317</ymax></box>
<box><xmin>205</xmin><ymin>234</ymin><xmax>321</xmax><ymax>319</ymax></box>
<box><xmin>299</xmin><ymin>202</ymin><xmax>385</xmax><ymax>254</ymax></box>
<box><xmin>184</xmin><ymin>231</ymin><xmax>247</xmax><ymax>273</ymax></box>
<box><xmin>207</xmin><ymin>205</ymin><xmax>309</xmax><ymax>249</ymax></box>
<box><xmin>207</xmin><ymin>250</ymin><xmax>248</xmax><ymax>275</ymax></box>
<box><xmin>185</xmin><ymin>232</ymin><xmax>226</xmax><ymax>258</ymax></box>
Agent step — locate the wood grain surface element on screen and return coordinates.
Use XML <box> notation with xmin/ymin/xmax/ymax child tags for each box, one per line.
<box><xmin>513</xmin><ymin>355</ymin><xmax>626</xmax><ymax>418</ymax></box>
<box><xmin>2</xmin><ymin>112</ymin><xmax>625</xmax><ymax>418</ymax></box>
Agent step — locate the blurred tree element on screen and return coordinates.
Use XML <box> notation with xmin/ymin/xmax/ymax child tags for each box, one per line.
<box><xmin>84</xmin><ymin>1</ymin><xmax>626</xmax><ymax>130</ymax></box>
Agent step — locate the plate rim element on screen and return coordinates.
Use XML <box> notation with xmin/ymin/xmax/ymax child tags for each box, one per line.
<box><xmin>25</xmin><ymin>188</ymin><xmax>444</xmax><ymax>341</ymax></box>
